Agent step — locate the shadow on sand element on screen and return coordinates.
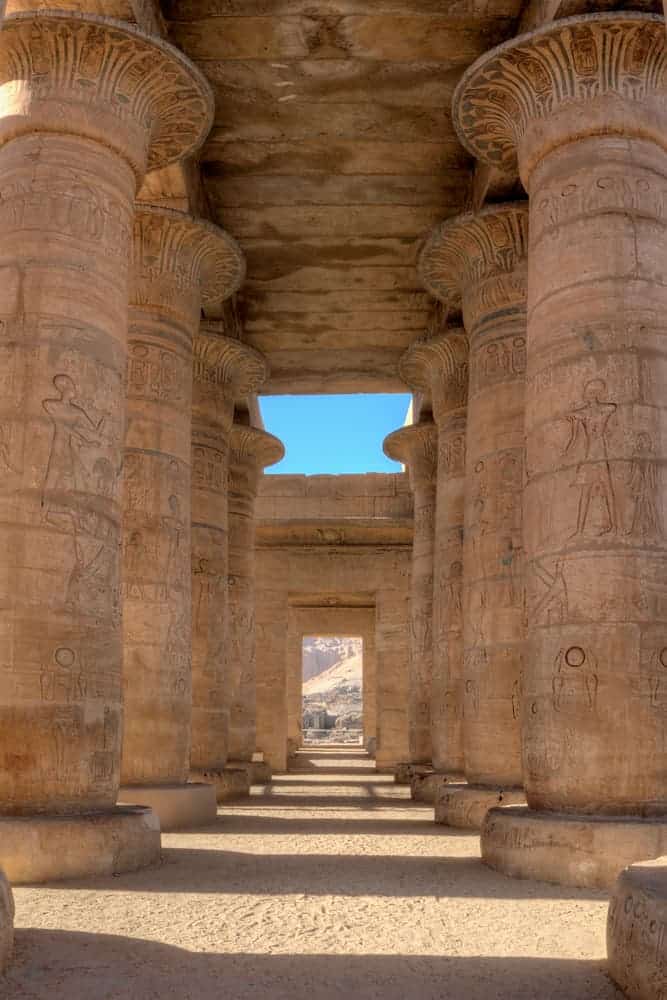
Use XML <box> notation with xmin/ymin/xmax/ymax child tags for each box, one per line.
<box><xmin>5</xmin><ymin>928</ymin><xmax>622</xmax><ymax>1000</ymax></box>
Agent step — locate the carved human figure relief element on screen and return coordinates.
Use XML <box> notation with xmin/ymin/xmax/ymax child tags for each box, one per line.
<box><xmin>162</xmin><ymin>493</ymin><xmax>186</xmax><ymax>594</ymax></box>
<box><xmin>193</xmin><ymin>556</ymin><xmax>220</xmax><ymax>629</ymax></box>
<box><xmin>626</xmin><ymin>432</ymin><xmax>663</xmax><ymax>541</ymax></box>
<box><xmin>552</xmin><ymin>645</ymin><xmax>598</xmax><ymax>715</ymax></box>
<box><xmin>564</xmin><ymin>378</ymin><xmax>617</xmax><ymax>537</ymax></box>
<box><xmin>42</xmin><ymin>373</ymin><xmax>104</xmax><ymax>527</ymax></box>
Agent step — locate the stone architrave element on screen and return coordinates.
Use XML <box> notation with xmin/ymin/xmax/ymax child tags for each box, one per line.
<box><xmin>0</xmin><ymin>11</ymin><xmax>212</xmax><ymax>881</ymax></box>
<box><xmin>399</xmin><ymin>326</ymin><xmax>469</xmax><ymax>801</ymax></box>
<box><xmin>190</xmin><ymin>328</ymin><xmax>267</xmax><ymax>800</ymax></box>
<box><xmin>384</xmin><ymin>422</ymin><xmax>438</xmax><ymax>769</ymax></box>
<box><xmin>119</xmin><ymin>206</ymin><xmax>244</xmax><ymax>831</ymax></box>
<box><xmin>454</xmin><ymin>13</ymin><xmax>667</xmax><ymax>885</ymax></box>
<box><xmin>227</xmin><ymin>424</ymin><xmax>285</xmax><ymax>775</ymax></box>
<box><xmin>418</xmin><ymin>204</ymin><xmax>529</xmax><ymax>829</ymax></box>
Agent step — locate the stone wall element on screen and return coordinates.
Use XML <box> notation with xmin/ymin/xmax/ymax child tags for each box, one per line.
<box><xmin>255</xmin><ymin>473</ymin><xmax>412</xmax><ymax>771</ymax></box>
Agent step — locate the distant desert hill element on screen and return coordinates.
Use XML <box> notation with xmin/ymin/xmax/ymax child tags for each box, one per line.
<box><xmin>302</xmin><ymin>636</ymin><xmax>362</xmax><ymax>683</ymax></box>
<box><xmin>302</xmin><ymin>648</ymin><xmax>362</xmax><ymax>697</ymax></box>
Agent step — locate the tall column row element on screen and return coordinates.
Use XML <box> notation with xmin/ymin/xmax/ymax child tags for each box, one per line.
<box><xmin>442</xmin><ymin>11</ymin><xmax>667</xmax><ymax>886</ymax></box>
<box><xmin>0</xmin><ymin>9</ymin><xmax>279</xmax><ymax>881</ymax></box>
<box><xmin>418</xmin><ymin>205</ymin><xmax>528</xmax><ymax>827</ymax></box>
<box><xmin>0</xmin><ymin>10</ymin><xmax>214</xmax><ymax>882</ymax></box>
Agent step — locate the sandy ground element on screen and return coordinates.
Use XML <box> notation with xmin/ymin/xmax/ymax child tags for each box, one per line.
<box><xmin>5</xmin><ymin>750</ymin><xmax>622</xmax><ymax>1000</ymax></box>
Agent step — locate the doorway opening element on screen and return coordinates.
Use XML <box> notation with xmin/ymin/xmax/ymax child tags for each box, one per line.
<box><xmin>302</xmin><ymin>636</ymin><xmax>363</xmax><ymax>746</ymax></box>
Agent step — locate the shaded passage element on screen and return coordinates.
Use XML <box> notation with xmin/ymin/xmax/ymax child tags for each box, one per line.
<box><xmin>7</xmin><ymin>753</ymin><xmax>620</xmax><ymax>1000</ymax></box>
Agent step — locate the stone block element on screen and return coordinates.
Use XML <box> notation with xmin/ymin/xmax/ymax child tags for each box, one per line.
<box><xmin>0</xmin><ymin>807</ymin><xmax>160</xmax><ymax>884</ymax></box>
<box><xmin>607</xmin><ymin>858</ymin><xmax>667</xmax><ymax>999</ymax></box>
<box><xmin>436</xmin><ymin>785</ymin><xmax>526</xmax><ymax>830</ymax></box>
<box><xmin>119</xmin><ymin>784</ymin><xmax>216</xmax><ymax>832</ymax></box>
<box><xmin>411</xmin><ymin>771</ymin><xmax>453</xmax><ymax>805</ymax></box>
<box><xmin>482</xmin><ymin>808</ymin><xmax>667</xmax><ymax>889</ymax></box>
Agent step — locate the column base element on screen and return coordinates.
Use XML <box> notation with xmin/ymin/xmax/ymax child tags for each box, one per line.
<box><xmin>119</xmin><ymin>783</ymin><xmax>216</xmax><ymax>832</ymax></box>
<box><xmin>436</xmin><ymin>784</ymin><xmax>526</xmax><ymax>830</ymax></box>
<box><xmin>394</xmin><ymin>762</ymin><xmax>433</xmax><ymax>786</ymax></box>
<box><xmin>192</xmin><ymin>766</ymin><xmax>251</xmax><ymax>803</ymax></box>
<box><xmin>482</xmin><ymin>807</ymin><xmax>667</xmax><ymax>889</ymax></box>
<box><xmin>0</xmin><ymin>806</ymin><xmax>160</xmax><ymax>884</ymax></box>
<box><xmin>251</xmin><ymin>761</ymin><xmax>273</xmax><ymax>784</ymax></box>
<box><xmin>607</xmin><ymin>857</ymin><xmax>667</xmax><ymax>999</ymax></box>
<box><xmin>411</xmin><ymin>771</ymin><xmax>460</xmax><ymax>805</ymax></box>
<box><xmin>0</xmin><ymin>870</ymin><xmax>13</xmax><ymax>972</ymax></box>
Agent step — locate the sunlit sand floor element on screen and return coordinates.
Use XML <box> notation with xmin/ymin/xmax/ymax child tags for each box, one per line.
<box><xmin>6</xmin><ymin>750</ymin><xmax>622</xmax><ymax>999</ymax></box>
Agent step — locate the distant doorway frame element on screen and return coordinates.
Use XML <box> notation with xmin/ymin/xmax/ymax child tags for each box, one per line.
<box><xmin>301</xmin><ymin>634</ymin><xmax>364</xmax><ymax>747</ymax></box>
<box><xmin>286</xmin><ymin>605</ymin><xmax>376</xmax><ymax>757</ymax></box>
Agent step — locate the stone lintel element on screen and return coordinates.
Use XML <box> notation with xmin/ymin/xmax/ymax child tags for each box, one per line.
<box><xmin>482</xmin><ymin>807</ymin><xmax>667</xmax><ymax>889</ymax></box>
<box><xmin>256</xmin><ymin>517</ymin><xmax>413</xmax><ymax>548</ymax></box>
<box><xmin>453</xmin><ymin>13</ymin><xmax>667</xmax><ymax>185</ymax></box>
<box><xmin>118</xmin><ymin>783</ymin><xmax>217</xmax><ymax>832</ymax></box>
<box><xmin>0</xmin><ymin>807</ymin><xmax>160</xmax><ymax>884</ymax></box>
<box><xmin>0</xmin><ymin>12</ymin><xmax>213</xmax><ymax>176</ymax></box>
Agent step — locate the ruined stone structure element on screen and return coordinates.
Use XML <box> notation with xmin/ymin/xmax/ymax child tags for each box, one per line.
<box><xmin>255</xmin><ymin>474</ymin><xmax>412</xmax><ymax>773</ymax></box>
<box><xmin>0</xmin><ymin>0</ymin><xmax>666</xmax><ymax>994</ymax></box>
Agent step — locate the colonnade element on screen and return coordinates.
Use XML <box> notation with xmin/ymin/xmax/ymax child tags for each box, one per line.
<box><xmin>387</xmin><ymin>10</ymin><xmax>667</xmax><ymax>895</ymax></box>
<box><xmin>0</xmin><ymin>9</ymin><xmax>283</xmax><ymax>885</ymax></box>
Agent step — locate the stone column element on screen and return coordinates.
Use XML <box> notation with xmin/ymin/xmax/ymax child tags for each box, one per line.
<box><xmin>398</xmin><ymin>326</ymin><xmax>469</xmax><ymax>804</ymax></box>
<box><xmin>119</xmin><ymin>207</ymin><xmax>244</xmax><ymax>831</ymax></box>
<box><xmin>0</xmin><ymin>11</ymin><xmax>212</xmax><ymax>882</ymax></box>
<box><xmin>0</xmin><ymin>871</ymin><xmax>12</xmax><ymax>973</ymax></box>
<box><xmin>189</xmin><ymin>329</ymin><xmax>267</xmax><ymax>802</ymax></box>
<box><xmin>383</xmin><ymin>422</ymin><xmax>437</xmax><ymax>778</ymax></box>
<box><xmin>455</xmin><ymin>13</ymin><xmax>667</xmax><ymax>886</ymax></box>
<box><xmin>227</xmin><ymin>424</ymin><xmax>284</xmax><ymax>787</ymax></box>
<box><xmin>418</xmin><ymin>205</ymin><xmax>528</xmax><ymax>829</ymax></box>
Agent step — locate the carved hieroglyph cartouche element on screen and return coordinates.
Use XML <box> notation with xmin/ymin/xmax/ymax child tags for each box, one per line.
<box><xmin>121</xmin><ymin>207</ymin><xmax>244</xmax><ymax>787</ymax></box>
<box><xmin>399</xmin><ymin>328</ymin><xmax>469</xmax><ymax>774</ymax></box>
<box><xmin>191</xmin><ymin>328</ymin><xmax>267</xmax><ymax>773</ymax></box>
<box><xmin>384</xmin><ymin>422</ymin><xmax>437</xmax><ymax>764</ymax></box>
<box><xmin>454</xmin><ymin>15</ymin><xmax>667</xmax><ymax>814</ymax></box>
<box><xmin>419</xmin><ymin>203</ymin><xmax>528</xmax><ymax>788</ymax></box>
<box><xmin>227</xmin><ymin>425</ymin><xmax>284</xmax><ymax>763</ymax></box>
<box><xmin>0</xmin><ymin>14</ymin><xmax>212</xmax><ymax>815</ymax></box>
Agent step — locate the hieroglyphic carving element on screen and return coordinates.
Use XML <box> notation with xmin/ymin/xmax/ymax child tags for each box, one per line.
<box><xmin>399</xmin><ymin>326</ymin><xmax>469</xmax><ymax>421</ymax></box>
<box><xmin>0</xmin><ymin>12</ymin><xmax>214</xmax><ymax>172</ymax></box>
<box><xmin>127</xmin><ymin>341</ymin><xmax>188</xmax><ymax>408</ymax></box>
<box><xmin>564</xmin><ymin>379</ymin><xmax>617</xmax><ymax>538</ymax></box>
<box><xmin>627</xmin><ymin>432</ymin><xmax>663</xmax><ymax>541</ymax></box>
<box><xmin>552</xmin><ymin>645</ymin><xmax>598</xmax><ymax>714</ymax></box>
<box><xmin>452</xmin><ymin>15</ymin><xmax>667</xmax><ymax>174</ymax></box>
<box><xmin>192</xmin><ymin>445</ymin><xmax>227</xmax><ymax>494</ymax></box>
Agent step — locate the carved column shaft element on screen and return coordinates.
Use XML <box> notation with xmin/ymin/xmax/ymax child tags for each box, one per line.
<box><xmin>384</xmin><ymin>422</ymin><xmax>437</xmax><ymax>764</ymax></box>
<box><xmin>121</xmin><ymin>208</ymin><xmax>243</xmax><ymax>787</ymax></box>
<box><xmin>0</xmin><ymin>13</ymin><xmax>211</xmax><ymax>815</ymax></box>
<box><xmin>456</xmin><ymin>14</ymin><xmax>667</xmax><ymax>817</ymax></box>
<box><xmin>400</xmin><ymin>329</ymin><xmax>469</xmax><ymax>775</ymax></box>
<box><xmin>421</xmin><ymin>205</ymin><xmax>528</xmax><ymax>790</ymax></box>
<box><xmin>227</xmin><ymin>425</ymin><xmax>284</xmax><ymax>763</ymax></box>
<box><xmin>190</xmin><ymin>331</ymin><xmax>264</xmax><ymax>775</ymax></box>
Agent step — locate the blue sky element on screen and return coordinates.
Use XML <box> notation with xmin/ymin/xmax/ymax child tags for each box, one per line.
<box><xmin>259</xmin><ymin>394</ymin><xmax>412</xmax><ymax>475</ymax></box>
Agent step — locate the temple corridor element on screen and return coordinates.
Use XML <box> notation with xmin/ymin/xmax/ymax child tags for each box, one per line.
<box><xmin>6</xmin><ymin>753</ymin><xmax>620</xmax><ymax>1000</ymax></box>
